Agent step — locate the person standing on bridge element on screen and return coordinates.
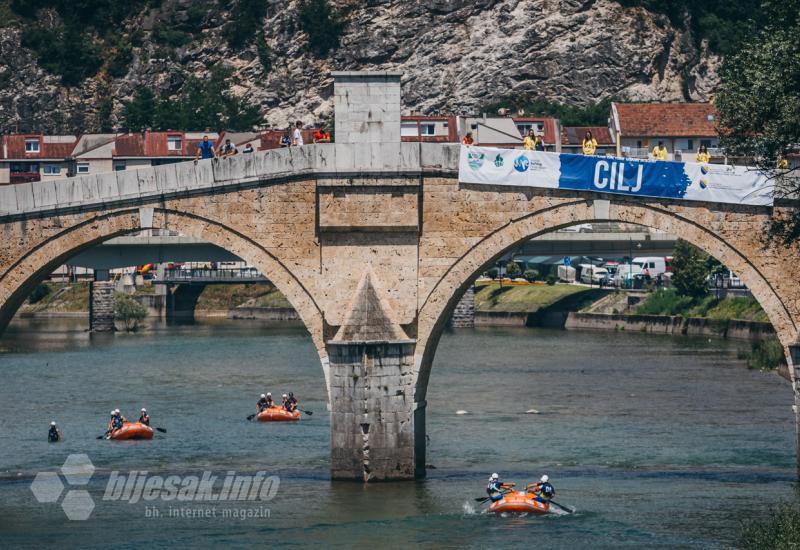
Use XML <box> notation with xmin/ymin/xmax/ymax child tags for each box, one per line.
<box><xmin>582</xmin><ymin>131</ymin><xmax>597</xmax><ymax>155</ymax></box>
<box><xmin>194</xmin><ymin>135</ymin><xmax>216</xmax><ymax>164</ymax></box>
<box><xmin>461</xmin><ymin>132</ymin><xmax>474</xmax><ymax>145</ymax></box>
<box><xmin>696</xmin><ymin>144</ymin><xmax>710</xmax><ymax>163</ymax></box>
<box><xmin>652</xmin><ymin>141</ymin><xmax>668</xmax><ymax>161</ymax></box>
<box><xmin>218</xmin><ymin>138</ymin><xmax>238</xmax><ymax>158</ymax></box>
<box><xmin>293</xmin><ymin>121</ymin><xmax>304</xmax><ymax>147</ymax></box>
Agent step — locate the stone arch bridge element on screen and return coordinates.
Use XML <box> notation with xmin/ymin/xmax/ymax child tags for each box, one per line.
<box><xmin>1</xmin><ymin>72</ymin><xmax>799</xmax><ymax>480</ymax></box>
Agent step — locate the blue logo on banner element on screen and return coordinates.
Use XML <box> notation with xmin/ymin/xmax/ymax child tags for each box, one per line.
<box><xmin>557</xmin><ymin>154</ymin><xmax>691</xmax><ymax>199</ymax></box>
<box><xmin>514</xmin><ymin>155</ymin><xmax>529</xmax><ymax>172</ymax></box>
<box><xmin>494</xmin><ymin>154</ymin><xmax>504</xmax><ymax>168</ymax></box>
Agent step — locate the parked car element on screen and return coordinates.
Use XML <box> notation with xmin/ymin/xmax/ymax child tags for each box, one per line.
<box><xmin>580</xmin><ymin>265</ymin><xmax>609</xmax><ymax>285</ymax></box>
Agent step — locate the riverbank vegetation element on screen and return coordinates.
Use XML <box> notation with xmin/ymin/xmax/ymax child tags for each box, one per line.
<box><xmin>473</xmin><ymin>283</ymin><xmax>591</xmax><ymax>313</ymax></box>
<box><xmin>636</xmin><ymin>289</ymin><xmax>769</xmax><ymax>323</ymax></box>
<box><xmin>739</xmin><ymin>494</ymin><xmax>800</xmax><ymax>548</ymax></box>
<box><xmin>114</xmin><ymin>292</ymin><xmax>147</xmax><ymax>331</ymax></box>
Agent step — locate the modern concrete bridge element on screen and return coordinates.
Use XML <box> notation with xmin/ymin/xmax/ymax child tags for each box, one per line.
<box><xmin>2</xmin><ymin>71</ymin><xmax>800</xmax><ymax>481</ymax></box>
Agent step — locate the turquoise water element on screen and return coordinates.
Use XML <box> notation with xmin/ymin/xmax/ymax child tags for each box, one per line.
<box><xmin>0</xmin><ymin>319</ymin><xmax>794</xmax><ymax>548</ymax></box>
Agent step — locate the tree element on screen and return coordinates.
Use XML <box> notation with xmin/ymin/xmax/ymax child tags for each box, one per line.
<box><xmin>670</xmin><ymin>239</ymin><xmax>709</xmax><ymax>298</ymax></box>
<box><xmin>114</xmin><ymin>293</ymin><xmax>147</xmax><ymax>331</ymax></box>
<box><xmin>298</xmin><ymin>0</ymin><xmax>346</xmax><ymax>57</ymax></box>
<box><xmin>524</xmin><ymin>268</ymin><xmax>539</xmax><ymax>282</ymax></box>
<box><xmin>505</xmin><ymin>261</ymin><xmax>521</xmax><ymax>279</ymax></box>
<box><xmin>715</xmin><ymin>1</ymin><xmax>800</xmax><ymax>247</ymax></box>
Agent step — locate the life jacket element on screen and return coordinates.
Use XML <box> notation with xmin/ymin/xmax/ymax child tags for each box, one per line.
<box><xmin>112</xmin><ymin>416</ymin><xmax>124</xmax><ymax>430</ymax></box>
<box><xmin>257</xmin><ymin>398</ymin><xmax>268</xmax><ymax>410</ymax></box>
<box><xmin>48</xmin><ymin>427</ymin><xmax>59</xmax><ymax>441</ymax></box>
<box><xmin>486</xmin><ymin>480</ymin><xmax>502</xmax><ymax>494</ymax></box>
<box><xmin>139</xmin><ymin>414</ymin><xmax>150</xmax><ymax>426</ymax></box>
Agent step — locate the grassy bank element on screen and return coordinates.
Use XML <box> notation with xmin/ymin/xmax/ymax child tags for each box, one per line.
<box><xmin>635</xmin><ymin>288</ymin><xmax>769</xmax><ymax>323</ymax></box>
<box><xmin>195</xmin><ymin>284</ymin><xmax>292</xmax><ymax>311</ymax></box>
<box><xmin>19</xmin><ymin>282</ymin><xmax>293</xmax><ymax>313</ymax></box>
<box><xmin>474</xmin><ymin>283</ymin><xmax>592</xmax><ymax>313</ymax></box>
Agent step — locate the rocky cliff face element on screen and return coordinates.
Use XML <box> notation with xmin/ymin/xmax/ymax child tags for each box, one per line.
<box><xmin>0</xmin><ymin>0</ymin><xmax>720</xmax><ymax>133</ymax></box>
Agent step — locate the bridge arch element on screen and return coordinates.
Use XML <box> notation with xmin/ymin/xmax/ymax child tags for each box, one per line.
<box><xmin>0</xmin><ymin>207</ymin><xmax>330</xmax><ymax>387</ymax></box>
<box><xmin>414</xmin><ymin>198</ymin><xmax>800</xmax><ymax>404</ymax></box>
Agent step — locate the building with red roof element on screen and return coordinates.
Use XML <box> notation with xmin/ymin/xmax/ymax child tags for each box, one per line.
<box><xmin>610</xmin><ymin>102</ymin><xmax>721</xmax><ymax>161</ymax></box>
<box><xmin>561</xmin><ymin>126</ymin><xmax>614</xmax><ymax>155</ymax></box>
<box><xmin>0</xmin><ymin>134</ymin><xmax>78</xmax><ymax>185</ymax></box>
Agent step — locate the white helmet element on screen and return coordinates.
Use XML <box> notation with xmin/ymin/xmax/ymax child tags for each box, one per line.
<box><xmin>110</xmin><ymin>410</ymin><xmax>116</xmax><ymax>416</ymax></box>
<box><xmin>51</xmin><ymin>421</ymin><xmax>56</xmax><ymax>426</ymax></box>
<box><xmin>490</xmin><ymin>473</ymin><xmax>499</xmax><ymax>481</ymax></box>
<box><xmin>261</xmin><ymin>394</ymin><xmax>266</xmax><ymax>398</ymax></box>
<box><xmin>282</xmin><ymin>394</ymin><xmax>288</xmax><ymax>398</ymax></box>
<box><xmin>141</xmin><ymin>408</ymin><xmax>147</xmax><ymax>413</ymax></box>
<box><xmin>114</xmin><ymin>409</ymin><xmax>120</xmax><ymax>415</ymax></box>
<box><xmin>540</xmin><ymin>475</ymin><xmax>549</xmax><ymax>483</ymax></box>
<box><xmin>267</xmin><ymin>392</ymin><xmax>271</xmax><ymax>396</ymax></box>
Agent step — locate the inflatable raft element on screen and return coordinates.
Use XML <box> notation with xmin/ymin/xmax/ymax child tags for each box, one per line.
<box><xmin>108</xmin><ymin>422</ymin><xmax>154</xmax><ymax>440</ymax></box>
<box><xmin>256</xmin><ymin>406</ymin><xmax>300</xmax><ymax>422</ymax></box>
<box><xmin>487</xmin><ymin>491</ymin><xmax>550</xmax><ymax>514</ymax></box>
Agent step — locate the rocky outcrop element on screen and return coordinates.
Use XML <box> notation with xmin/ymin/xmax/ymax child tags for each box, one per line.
<box><xmin>0</xmin><ymin>0</ymin><xmax>719</xmax><ymax>133</ymax></box>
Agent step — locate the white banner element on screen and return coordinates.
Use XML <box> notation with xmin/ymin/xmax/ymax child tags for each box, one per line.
<box><xmin>459</xmin><ymin>147</ymin><xmax>774</xmax><ymax>206</ymax></box>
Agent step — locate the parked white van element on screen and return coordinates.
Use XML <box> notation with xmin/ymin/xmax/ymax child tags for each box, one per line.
<box><xmin>632</xmin><ymin>257</ymin><xmax>670</xmax><ymax>278</ymax></box>
<box><xmin>579</xmin><ymin>264</ymin><xmax>609</xmax><ymax>285</ymax></box>
<box><xmin>613</xmin><ymin>264</ymin><xmax>643</xmax><ymax>287</ymax></box>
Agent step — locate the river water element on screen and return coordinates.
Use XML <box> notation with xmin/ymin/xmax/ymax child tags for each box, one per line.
<box><xmin>0</xmin><ymin>319</ymin><xmax>794</xmax><ymax>548</ymax></box>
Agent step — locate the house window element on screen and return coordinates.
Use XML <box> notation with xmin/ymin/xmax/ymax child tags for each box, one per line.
<box><xmin>516</xmin><ymin>123</ymin><xmax>533</xmax><ymax>135</ymax></box>
<box><xmin>701</xmin><ymin>139</ymin><xmax>712</xmax><ymax>148</ymax></box>
<box><xmin>43</xmin><ymin>164</ymin><xmax>60</xmax><ymax>175</ymax></box>
<box><xmin>167</xmin><ymin>135</ymin><xmax>182</xmax><ymax>151</ymax></box>
<box><xmin>25</xmin><ymin>139</ymin><xmax>40</xmax><ymax>153</ymax></box>
<box><xmin>687</xmin><ymin>139</ymin><xmax>694</xmax><ymax>151</ymax></box>
<box><xmin>77</xmin><ymin>163</ymin><xmax>90</xmax><ymax>174</ymax></box>
<box><xmin>420</xmin><ymin>124</ymin><xmax>435</xmax><ymax>136</ymax></box>
<box><xmin>11</xmin><ymin>162</ymin><xmax>38</xmax><ymax>173</ymax></box>
<box><xmin>113</xmin><ymin>160</ymin><xmax>126</xmax><ymax>171</ymax></box>
<box><xmin>400</xmin><ymin>122</ymin><xmax>419</xmax><ymax>137</ymax></box>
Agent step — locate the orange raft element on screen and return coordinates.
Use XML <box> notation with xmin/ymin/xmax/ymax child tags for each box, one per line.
<box><xmin>108</xmin><ymin>422</ymin><xmax>154</xmax><ymax>440</ymax></box>
<box><xmin>487</xmin><ymin>491</ymin><xmax>550</xmax><ymax>514</ymax></box>
<box><xmin>256</xmin><ymin>407</ymin><xmax>300</xmax><ymax>422</ymax></box>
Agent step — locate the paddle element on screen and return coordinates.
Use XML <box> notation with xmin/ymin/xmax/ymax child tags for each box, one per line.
<box><xmin>155</xmin><ymin>427</ymin><xmax>167</xmax><ymax>433</ymax></box>
<box><xmin>247</xmin><ymin>413</ymin><xmax>258</xmax><ymax>421</ymax></box>
<box><xmin>297</xmin><ymin>408</ymin><xmax>313</xmax><ymax>416</ymax></box>
<box><xmin>548</xmin><ymin>500</ymin><xmax>575</xmax><ymax>514</ymax></box>
<box><xmin>474</xmin><ymin>485</ymin><xmax>515</xmax><ymax>502</ymax></box>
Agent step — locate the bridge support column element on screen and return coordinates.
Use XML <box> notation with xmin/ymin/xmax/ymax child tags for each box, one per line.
<box><xmin>89</xmin><ymin>270</ymin><xmax>115</xmax><ymax>332</ymax></box>
<box><xmin>328</xmin><ymin>341</ymin><xmax>424</xmax><ymax>481</ymax></box>
<box><xmin>791</xmin><ymin>345</ymin><xmax>800</xmax><ymax>479</ymax></box>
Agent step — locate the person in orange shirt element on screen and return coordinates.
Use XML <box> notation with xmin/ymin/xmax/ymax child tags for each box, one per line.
<box><xmin>462</xmin><ymin>132</ymin><xmax>474</xmax><ymax>145</ymax></box>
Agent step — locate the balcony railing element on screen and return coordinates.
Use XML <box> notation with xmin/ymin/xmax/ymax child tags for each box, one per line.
<box><xmin>155</xmin><ymin>268</ymin><xmax>269</xmax><ymax>284</ymax></box>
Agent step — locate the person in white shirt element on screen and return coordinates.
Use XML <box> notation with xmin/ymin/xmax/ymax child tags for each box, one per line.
<box><xmin>293</xmin><ymin>121</ymin><xmax>304</xmax><ymax>147</ymax></box>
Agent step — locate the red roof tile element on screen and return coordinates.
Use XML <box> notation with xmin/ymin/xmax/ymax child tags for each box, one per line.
<box><xmin>2</xmin><ymin>134</ymin><xmax>77</xmax><ymax>159</ymax></box>
<box><xmin>614</xmin><ymin>102</ymin><xmax>718</xmax><ymax>137</ymax></box>
<box><xmin>113</xmin><ymin>132</ymin><xmax>203</xmax><ymax>157</ymax></box>
<box><xmin>561</xmin><ymin>126</ymin><xmax>613</xmax><ymax>146</ymax></box>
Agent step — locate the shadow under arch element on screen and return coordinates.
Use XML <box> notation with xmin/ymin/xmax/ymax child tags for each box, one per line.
<box><xmin>414</xmin><ymin>198</ymin><xmax>800</xmax><ymax>404</ymax></box>
<box><xmin>0</xmin><ymin>207</ymin><xmax>330</xmax><ymax>390</ymax></box>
